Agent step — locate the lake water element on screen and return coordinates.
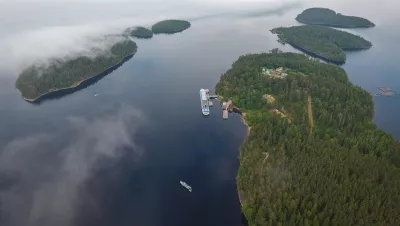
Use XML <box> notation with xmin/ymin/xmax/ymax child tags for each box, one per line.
<box><xmin>0</xmin><ymin>1</ymin><xmax>399</xmax><ymax>226</ymax></box>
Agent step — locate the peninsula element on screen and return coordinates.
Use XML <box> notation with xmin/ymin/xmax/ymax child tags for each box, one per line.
<box><xmin>216</xmin><ymin>51</ymin><xmax>400</xmax><ymax>225</ymax></box>
<box><xmin>151</xmin><ymin>19</ymin><xmax>191</xmax><ymax>34</ymax></box>
<box><xmin>129</xmin><ymin>26</ymin><xmax>153</xmax><ymax>39</ymax></box>
<box><xmin>271</xmin><ymin>25</ymin><xmax>372</xmax><ymax>64</ymax></box>
<box><xmin>16</xmin><ymin>38</ymin><xmax>137</xmax><ymax>101</ymax></box>
<box><xmin>296</xmin><ymin>8</ymin><xmax>375</xmax><ymax>28</ymax></box>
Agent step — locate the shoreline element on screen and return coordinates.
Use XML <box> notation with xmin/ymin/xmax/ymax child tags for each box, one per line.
<box><xmin>237</xmin><ymin>113</ymin><xmax>251</xmax><ymax>209</ymax></box>
<box><xmin>152</xmin><ymin>26</ymin><xmax>191</xmax><ymax>35</ymax></box>
<box><xmin>284</xmin><ymin>42</ymin><xmax>346</xmax><ymax>65</ymax></box>
<box><xmin>241</xmin><ymin>113</ymin><xmax>251</xmax><ymax>137</ymax></box>
<box><xmin>283</xmin><ymin>42</ymin><xmax>371</xmax><ymax>65</ymax></box>
<box><xmin>295</xmin><ymin>19</ymin><xmax>375</xmax><ymax>28</ymax></box>
<box><xmin>18</xmin><ymin>53</ymin><xmax>136</xmax><ymax>103</ymax></box>
<box><xmin>216</xmin><ymin>96</ymin><xmax>250</xmax><ymax>208</ymax></box>
<box><xmin>271</xmin><ymin>30</ymin><xmax>372</xmax><ymax>65</ymax></box>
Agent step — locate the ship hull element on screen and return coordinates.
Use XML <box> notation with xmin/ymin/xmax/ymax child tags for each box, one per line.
<box><xmin>180</xmin><ymin>181</ymin><xmax>192</xmax><ymax>192</ymax></box>
<box><xmin>199</xmin><ymin>89</ymin><xmax>210</xmax><ymax>116</ymax></box>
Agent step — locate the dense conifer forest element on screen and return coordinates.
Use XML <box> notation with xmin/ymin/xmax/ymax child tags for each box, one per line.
<box><xmin>151</xmin><ymin>19</ymin><xmax>191</xmax><ymax>34</ymax></box>
<box><xmin>216</xmin><ymin>51</ymin><xmax>400</xmax><ymax>226</ymax></box>
<box><xmin>16</xmin><ymin>39</ymin><xmax>137</xmax><ymax>100</ymax></box>
<box><xmin>296</xmin><ymin>8</ymin><xmax>375</xmax><ymax>28</ymax></box>
<box><xmin>271</xmin><ymin>26</ymin><xmax>372</xmax><ymax>64</ymax></box>
<box><xmin>129</xmin><ymin>26</ymin><xmax>154</xmax><ymax>39</ymax></box>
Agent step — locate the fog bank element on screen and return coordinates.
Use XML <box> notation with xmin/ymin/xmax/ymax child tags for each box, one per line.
<box><xmin>0</xmin><ymin>0</ymin><xmax>300</xmax><ymax>75</ymax></box>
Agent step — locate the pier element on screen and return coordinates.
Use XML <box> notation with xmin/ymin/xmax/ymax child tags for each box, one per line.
<box><xmin>201</xmin><ymin>89</ymin><xmax>239</xmax><ymax>119</ymax></box>
<box><xmin>204</xmin><ymin>89</ymin><xmax>218</xmax><ymax>99</ymax></box>
<box><xmin>203</xmin><ymin>89</ymin><xmax>216</xmax><ymax>107</ymax></box>
<box><xmin>222</xmin><ymin>100</ymin><xmax>232</xmax><ymax>119</ymax></box>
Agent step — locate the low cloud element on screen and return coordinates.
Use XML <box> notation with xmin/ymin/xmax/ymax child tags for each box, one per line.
<box><xmin>0</xmin><ymin>105</ymin><xmax>145</xmax><ymax>226</ymax></box>
<box><xmin>0</xmin><ymin>0</ymin><xmax>301</xmax><ymax>76</ymax></box>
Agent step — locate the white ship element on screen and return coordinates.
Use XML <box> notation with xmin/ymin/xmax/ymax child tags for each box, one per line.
<box><xmin>199</xmin><ymin>89</ymin><xmax>210</xmax><ymax>116</ymax></box>
<box><xmin>180</xmin><ymin>181</ymin><xmax>192</xmax><ymax>192</ymax></box>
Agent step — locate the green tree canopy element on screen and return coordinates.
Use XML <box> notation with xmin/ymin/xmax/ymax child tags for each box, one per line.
<box><xmin>16</xmin><ymin>38</ymin><xmax>137</xmax><ymax>100</ymax></box>
<box><xmin>271</xmin><ymin>25</ymin><xmax>372</xmax><ymax>64</ymax></box>
<box><xmin>129</xmin><ymin>26</ymin><xmax>153</xmax><ymax>39</ymax></box>
<box><xmin>151</xmin><ymin>19</ymin><xmax>191</xmax><ymax>34</ymax></box>
<box><xmin>296</xmin><ymin>8</ymin><xmax>375</xmax><ymax>28</ymax></box>
<box><xmin>216</xmin><ymin>51</ymin><xmax>400</xmax><ymax>226</ymax></box>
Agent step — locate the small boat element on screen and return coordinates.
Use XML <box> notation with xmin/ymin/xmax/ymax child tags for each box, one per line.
<box><xmin>180</xmin><ymin>181</ymin><xmax>192</xmax><ymax>192</ymax></box>
<box><xmin>94</xmin><ymin>93</ymin><xmax>99</xmax><ymax>97</ymax></box>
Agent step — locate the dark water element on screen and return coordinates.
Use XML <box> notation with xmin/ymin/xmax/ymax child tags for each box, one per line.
<box><xmin>0</xmin><ymin>2</ymin><xmax>400</xmax><ymax>226</ymax></box>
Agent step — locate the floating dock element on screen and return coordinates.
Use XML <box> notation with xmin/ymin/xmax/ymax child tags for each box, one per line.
<box><xmin>375</xmin><ymin>86</ymin><xmax>398</xmax><ymax>97</ymax></box>
<box><xmin>205</xmin><ymin>89</ymin><xmax>218</xmax><ymax>99</ymax></box>
<box><xmin>221</xmin><ymin>100</ymin><xmax>233</xmax><ymax>119</ymax></box>
<box><xmin>223</xmin><ymin>110</ymin><xmax>228</xmax><ymax>119</ymax></box>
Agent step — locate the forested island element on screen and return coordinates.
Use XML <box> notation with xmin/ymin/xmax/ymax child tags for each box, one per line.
<box><xmin>151</xmin><ymin>19</ymin><xmax>191</xmax><ymax>34</ymax></box>
<box><xmin>216</xmin><ymin>51</ymin><xmax>400</xmax><ymax>225</ymax></box>
<box><xmin>129</xmin><ymin>26</ymin><xmax>153</xmax><ymax>39</ymax></box>
<box><xmin>296</xmin><ymin>8</ymin><xmax>375</xmax><ymax>28</ymax></box>
<box><xmin>16</xmin><ymin>38</ymin><xmax>137</xmax><ymax>101</ymax></box>
<box><xmin>271</xmin><ymin>25</ymin><xmax>372</xmax><ymax>64</ymax></box>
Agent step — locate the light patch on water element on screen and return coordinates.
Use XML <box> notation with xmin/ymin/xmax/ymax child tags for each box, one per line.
<box><xmin>0</xmin><ymin>105</ymin><xmax>145</xmax><ymax>226</ymax></box>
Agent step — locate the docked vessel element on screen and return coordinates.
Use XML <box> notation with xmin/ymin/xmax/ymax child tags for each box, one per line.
<box><xmin>180</xmin><ymin>181</ymin><xmax>192</xmax><ymax>192</ymax></box>
<box><xmin>199</xmin><ymin>89</ymin><xmax>210</xmax><ymax>116</ymax></box>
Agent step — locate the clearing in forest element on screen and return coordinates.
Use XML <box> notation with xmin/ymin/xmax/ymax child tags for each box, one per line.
<box><xmin>263</xmin><ymin>94</ymin><xmax>276</xmax><ymax>103</ymax></box>
<box><xmin>271</xmin><ymin>108</ymin><xmax>292</xmax><ymax>123</ymax></box>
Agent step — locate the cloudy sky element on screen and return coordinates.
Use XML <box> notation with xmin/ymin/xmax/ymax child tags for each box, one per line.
<box><xmin>0</xmin><ymin>0</ymin><xmax>397</xmax><ymax>75</ymax></box>
<box><xmin>0</xmin><ymin>0</ymin><xmax>302</xmax><ymax>74</ymax></box>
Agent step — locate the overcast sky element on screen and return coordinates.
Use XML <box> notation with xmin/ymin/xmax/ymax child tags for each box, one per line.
<box><xmin>0</xmin><ymin>0</ymin><xmax>304</xmax><ymax>74</ymax></box>
<box><xmin>0</xmin><ymin>0</ymin><xmax>397</xmax><ymax>75</ymax></box>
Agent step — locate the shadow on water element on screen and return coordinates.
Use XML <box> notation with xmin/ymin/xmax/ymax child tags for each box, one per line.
<box><xmin>152</xmin><ymin>29</ymin><xmax>191</xmax><ymax>36</ymax></box>
<box><xmin>276</xmin><ymin>42</ymin><xmax>372</xmax><ymax>66</ymax></box>
<box><xmin>279</xmin><ymin>42</ymin><xmax>346</xmax><ymax>65</ymax></box>
<box><xmin>26</xmin><ymin>55</ymin><xmax>134</xmax><ymax>105</ymax></box>
<box><xmin>241</xmin><ymin>213</ymin><xmax>249</xmax><ymax>226</ymax></box>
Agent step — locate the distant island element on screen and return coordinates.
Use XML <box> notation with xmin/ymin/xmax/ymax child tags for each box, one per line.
<box><xmin>296</xmin><ymin>8</ymin><xmax>375</xmax><ymax>28</ymax></box>
<box><xmin>271</xmin><ymin>25</ymin><xmax>372</xmax><ymax>64</ymax></box>
<box><xmin>151</xmin><ymin>19</ymin><xmax>191</xmax><ymax>34</ymax></box>
<box><xmin>129</xmin><ymin>26</ymin><xmax>153</xmax><ymax>39</ymax></box>
<box><xmin>16</xmin><ymin>38</ymin><xmax>137</xmax><ymax>101</ymax></box>
<box><xmin>216</xmin><ymin>50</ymin><xmax>400</xmax><ymax>226</ymax></box>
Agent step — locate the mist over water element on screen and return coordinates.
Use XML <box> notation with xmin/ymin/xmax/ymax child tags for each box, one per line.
<box><xmin>0</xmin><ymin>0</ymin><xmax>400</xmax><ymax>225</ymax></box>
<box><xmin>0</xmin><ymin>0</ymin><xmax>300</xmax><ymax>75</ymax></box>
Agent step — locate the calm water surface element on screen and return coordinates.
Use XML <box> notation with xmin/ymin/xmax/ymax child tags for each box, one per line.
<box><xmin>0</xmin><ymin>2</ymin><xmax>399</xmax><ymax>226</ymax></box>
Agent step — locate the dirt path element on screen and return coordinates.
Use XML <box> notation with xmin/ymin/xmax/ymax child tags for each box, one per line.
<box><xmin>308</xmin><ymin>94</ymin><xmax>314</xmax><ymax>135</ymax></box>
<box><xmin>263</xmin><ymin>152</ymin><xmax>270</xmax><ymax>162</ymax></box>
<box><xmin>260</xmin><ymin>152</ymin><xmax>270</xmax><ymax>178</ymax></box>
